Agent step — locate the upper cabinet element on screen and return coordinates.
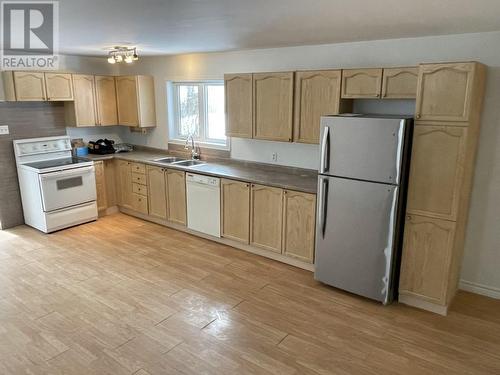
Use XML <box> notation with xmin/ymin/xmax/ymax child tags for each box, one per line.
<box><xmin>116</xmin><ymin>75</ymin><xmax>156</xmax><ymax>128</ymax></box>
<box><xmin>66</xmin><ymin>74</ymin><xmax>97</xmax><ymax>127</ymax></box>
<box><xmin>253</xmin><ymin>72</ymin><xmax>294</xmax><ymax>142</ymax></box>
<box><xmin>11</xmin><ymin>72</ymin><xmax>46</xmax><ymax>101</ymax></box>
<box><xmin>381</xmin><ymin>67</ymin><xmax>418</xmax><ymax>99</ymax></box>
<box><xmin>341</xmin><ymin>68</ymin><xmax>383</xmax><ymax>98</ymax></box>
<box><xmin>415</xmin><ymin>62</ymin><xmax>479</xmax><ymax>122</ymax></box>
<box><xmin>95</xmin><ymin>76</ymin><xmax>118</xmax><ymax>126</ymax></box>
<box><xmin>225</xmin><ymin>73</ymin><xmax>253</xmax><ymax>138</ymax></box>
<box><xmin>45</xmin><ymin>73</ymin><xmax>74</xmax><ymax>101</ymax></box>
<box><xmin>294</xmin><ymin>70</ymin><xmax>341</xmax><ymax>144</ymax></box>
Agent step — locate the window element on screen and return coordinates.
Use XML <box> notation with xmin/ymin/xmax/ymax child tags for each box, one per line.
<box><xmin>171</xmin><ymin>81</ymin><xmax>226</xmax><ymax>146</ymax></box>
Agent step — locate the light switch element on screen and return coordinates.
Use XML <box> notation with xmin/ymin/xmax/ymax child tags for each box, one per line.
<box><xmin>0</xmin><ymin>125</ymin><xmax>9</xmax><ymax>135</ymax></box>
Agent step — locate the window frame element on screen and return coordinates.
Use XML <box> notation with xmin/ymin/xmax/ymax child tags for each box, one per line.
<box><xmin>171</xmin><ymin>80</ymin><xmax>227</xmax><ymax>148</ymax></box>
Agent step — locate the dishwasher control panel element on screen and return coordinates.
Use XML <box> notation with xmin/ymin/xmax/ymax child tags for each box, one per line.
<box><xmin>186</xmin><ymin>173</ymin><xmax>220</xmax><ymax>187</ymax></box>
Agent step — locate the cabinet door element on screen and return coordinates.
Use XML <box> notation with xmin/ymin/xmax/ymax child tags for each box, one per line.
<box><xmin>225</xmin><ymin>73</ymin><xmax>253</xmax><ymax>138</ymax></box>
<box><xmin>116</xmin><ymin>76</ymin><xmax>139</xmax><ymax>126</ymax></box>
<box><xmin>399</xmin><ymin>215</ymin><xmax>456</xmax><ymax>304</ymax></box>
<box><xmin>13</xmin><ymin>72</ymin><xmax>46</xmax><ymax>101</ymax></box>
<box><xmin>415</xmin><ymin>63</ymin><xmax>475</xmax><ymax>122</ymax></box>
<box><xmin>44</xmin><ymin>73</ymin><xmax>73</xmax><ymax>101</ymax></box>
<box><xmin>166</xmin><ymin>169</ymin><xmax>186</xmax><ymax>225</ymax></box>
<box><xmin>72</xmin><ymin>74</ymin><xmax>97</xmax><ymax>126</ymax></box>
<box><xmin>253</xmin><ymin>72</ymin><xmax>294</xmax><ymax>142</ymax></box>
<box><xmin>104</xmin><ymin>160</ymin><xmax>117</xmax><ymax>208</ymax></box>
<box><xmin>250</xmin><ymin>184</ymin><xmax>283</xmax><ymax>253</ymax></box>
<box><xmin>282</xmin><ymin>190</ymin><xmax>316</xmax><ymax>263</ymax></box>
<box><xmin>94</xmin><ymin>161</ymin><xmax>107</xmax><ymax>212</ymax></box>
<box><xmin>117</xmin><ymin>160</ymin><xmax>133</xmax><ymax>209</ymax></box>
<box><xmin>341</xmin><ymin>68</ymin><xmax>383</xmax><ymax>98</ymax></box>
<box><xmin>381</xmin><ymin>67</ymin><xmax>418</xmax><ymax>99</ymax></box>
<box><xmin>136</xmin><ymin>75</ymin><xmax>156</xmax><ymax>127</ymax></box>
<box><xmin>95</xmin><ymin>76</ymin><xmax>118</xmax><ymax>126</ymax></box>
<box><xmin>294</xmin><ymin>70</ymin><xmax>341</xmax><ymax>144</ymax></box>
<box><xmin>147</xmin><ymin>166</ymin><xmax>167</xmax><ymax>220</ymax></box>
<box><xmin>407</xmin><ymin>125</ymin><xmax>467</xmax><ymax>221</ymax></box>
<box><xmin>221</xmin><ymin>179</ymin><xmax>250</xmax><ymax>243</ymax></box>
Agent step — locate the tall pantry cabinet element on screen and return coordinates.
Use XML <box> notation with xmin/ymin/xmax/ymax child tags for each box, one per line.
<box><xmin>399</xmin><ymin>62</ymin><xmax>486</xmax><ymax>315</ymax></box>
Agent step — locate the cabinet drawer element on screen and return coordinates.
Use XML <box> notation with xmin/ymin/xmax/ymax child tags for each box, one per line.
<box><xmin>131</xmin><ymin>162</ymin><xmax>146</xmax><ymax>174</ymax></box>
<box><xmin>132</xmin><ymin>193</ymin><xmax>148</xmax><ymax>214</ymax></box>
<box><xmin>132</xmin><ymin>172</ymin><xmax>147</xmax><ymax>185</ymax></box>
<box><xmin>132</xmin><ymin>183</ymin><xmax>147</xmax><ymax>196</ymax></box>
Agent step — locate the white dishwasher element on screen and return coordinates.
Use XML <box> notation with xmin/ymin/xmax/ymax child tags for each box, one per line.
<box><xmin>186</xmin><ymin>173</ymin><xmax>221</xmax><ymax>237</ymax></box>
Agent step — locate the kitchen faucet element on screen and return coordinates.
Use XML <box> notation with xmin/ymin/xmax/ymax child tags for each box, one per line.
<box><xmin>184</xmin><ymin>133</ymin><xmax>200</xmax><ymax>160</ymax></box>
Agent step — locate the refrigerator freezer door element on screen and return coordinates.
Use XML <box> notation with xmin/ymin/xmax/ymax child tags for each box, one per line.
<box><xmin>315</xmin><ymin>175</ymin><xmax>399</xmax><ymax>303</ymax></box>
<box><xmin>319</xmin><ymin>116</ymin><xmax>406</xmax><ymax>184</ymax></box>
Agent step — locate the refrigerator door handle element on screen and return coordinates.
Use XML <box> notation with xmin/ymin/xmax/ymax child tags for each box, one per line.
<box><xmin>318</xmin><ymin>176</ymin><xmax>329</xmax><ymax>238</ymax></box>
<box><xmin>319</xmin><ymin>126</ymin><xmax>330</xmax><ymax>174</ymax></box>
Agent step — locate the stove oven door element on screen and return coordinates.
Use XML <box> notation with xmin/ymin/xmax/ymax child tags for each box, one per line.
<box><xmin>39</xmin><ymin>165</ymin><xmax>97</xmax><ymax>212</ymax></box>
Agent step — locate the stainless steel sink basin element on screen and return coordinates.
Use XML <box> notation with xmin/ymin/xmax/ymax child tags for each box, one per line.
<box><xmin>153</xmin><ymin>157</ymin><xmax>187</xmax><ymax>164</ymax></box>
<box><xmin>171</xmin><ymin>159</ymin><xmax>206</xmax><ymax>167</ymax></box>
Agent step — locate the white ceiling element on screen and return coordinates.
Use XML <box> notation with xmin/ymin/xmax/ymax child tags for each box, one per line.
<box><xmin>60</xmin><ymin>0</ymin><xmax>500</xmax><ymax>56</ymax></box>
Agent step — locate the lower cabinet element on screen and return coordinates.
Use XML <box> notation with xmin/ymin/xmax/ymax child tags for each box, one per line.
<box><xmin>221</xmin><ymin>179</ymin><xmax>250</xmax><ymax>243</ymax></box>
<box><xmin>250</xmin><ymin>184</ymin><xmax>284</xmax><ymax>253</ymax></box>
<box><xmin>399</xmin><ymin>214</ymin><xmax>456</xmax><ymax>304</ymax></box>
<box><xmin>282</xmin><ymin>190</ymin><xmax>316</xmax><ymax>263</ymax></box>
<box><xmin>147</xmin><ymin>166</ymin><xmax>167</xmax><ymax>220</ymax></box>
<box><xmin>117</xmin><ymin>160</ymin><xmax>133</xmax><ymax>209</ymax></box>
<box><xmin>166</xmin><ymin>169</ymin><xmax>187</xmax><ymax>225</ymax></box>
<box><xmin>94</xmin><ymin>161</ymin><xmax>107</xmax><ymax>212</ymax></box>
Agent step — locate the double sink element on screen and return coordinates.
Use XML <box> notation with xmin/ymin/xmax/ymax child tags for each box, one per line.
<box><xmin>152</xmin><ymin>156</ymin><xmax>206</xmax><ymax>168</ymax></box>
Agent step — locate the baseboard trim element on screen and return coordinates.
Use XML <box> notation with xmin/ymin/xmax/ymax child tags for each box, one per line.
<box><xmin>398</xmin><ymin>294</ymin><xmax>448</xmax><ymax>316</ymax></box>
<box><xmin>459</xmin><ymin>280</ymin><xmax>500</xmax><ymax>300</ymax></box>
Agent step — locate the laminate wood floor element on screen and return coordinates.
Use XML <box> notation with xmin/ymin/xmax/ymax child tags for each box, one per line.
<box><xmin>1</xmin><ymin>213</ymin><xmax>499</xmax><ymax>374</ymax></box>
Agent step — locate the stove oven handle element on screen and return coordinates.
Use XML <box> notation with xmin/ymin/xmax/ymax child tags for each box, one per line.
<box><xmin>39</xmin><ymin>165</ymin><xmax>95</xmax><ymax>181</ymax></box>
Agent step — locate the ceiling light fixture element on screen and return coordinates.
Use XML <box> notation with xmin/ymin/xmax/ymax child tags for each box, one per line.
<box><xmin>107</xmin><ymin>46</ymin><xmax>139</xmax><ymax>64</ymax></box>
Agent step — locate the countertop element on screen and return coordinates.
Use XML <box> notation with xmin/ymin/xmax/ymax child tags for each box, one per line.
<box><xmin>83</xmin><ymin>151</ymin><xmax>318</xmax><ymax>194</ymax></box>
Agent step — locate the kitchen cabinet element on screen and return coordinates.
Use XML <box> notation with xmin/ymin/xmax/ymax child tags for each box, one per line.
<box><xmin>381</xmin><ymin>67</ymin><xmax>418</xmax><ymax>99</ymax></box>
<box><xmin>250</xmin><ymin>184</ymin><xmax>283</xmax><ymax>253</ymax></box>
<box><xmin>116</xmin><ymin>75</ymin><xmax>156</xmax><ymax>127</ymax></box>
<box><xmin>45</xmin><ymin>73</ymin><xmax>74</xmax><ymax>101</ymax></box>
<box><xmin>399</xmin><ymin>215</ymin><xmax>456</xmax><ymax>304</ymax></box>
<box><xmin>282</xmin><ymin>190</ymin><xmax>316</xmax><ymax>263</ymax></box>
<box><xmin>225</xmin><ymin>73</ymin><xmax>253</xmax><ymax>138</ymax></box>
<box><xmin>94</xmin><ymin>161</ymin><xmax>107</xmax><ymax>212</ymax></box>
<box><xmin>406</xmin><ymin>125</ymin><xmax>467</xmax><ymax>221</ymax></box>
<box><xmin>294</xmin><ymin>70</ymin><xmax>341</xmax><ymax>144</ymax></box>
<box><xmin>117</xmin><ymin>160</ymin><xmax>133</xmax><ymax>210</ymax></box>
<box><xmin>166</xmin><ymin>169</ymin><xmax>187</xmax><ymax>225</ymax></box>
<box><xmin>12</xmin><ymin>72</ymin><xmax>46</xmax><ymax>101</ymax></box>
<box><xmin>253</xmin><ymin>72</ymin><xmax>294</xmax><ymax>142</ymax></box>
<box><xmin>147</xmin><ymin>166</ymin><xmax>167</xmax><ymax>220</ymax></box>
<box><xmin>104</xmin><ymin>160</ymin><xmax>117</xmax><ymax>208</ymax></box>
<box><xmin>341</xmin><ymin>68</ymin><xmax>383</xmax><ymax>98</ymax></box>
<box><xmin>221</xmin><ymin>179</ymin><xmax>250</xmax><ymax>243</ymax></box>
<box><xmin>95</xmin><ymin>76</ymin><xmax>118</xmax><ymax>126</ymax></box>
<box><xmin>65</xmin><ymin>74</ymin><xmax>97</xmax><ymax>127</ymax></box>
<box><xmin>415</xmin><ymin>62</ymin><xmax>478</xmax><ymax>122</ymax></box>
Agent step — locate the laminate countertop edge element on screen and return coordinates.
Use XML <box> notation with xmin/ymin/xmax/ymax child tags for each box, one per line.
<box><xmin>82</xmin><ymin>152</ymin><xmax>319</xmax><ymax>194</ymax></box>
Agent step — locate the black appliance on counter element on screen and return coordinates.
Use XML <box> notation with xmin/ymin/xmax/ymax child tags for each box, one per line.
<box><xmin>88</xmin><ymin>139</ymin><xmax>115</xmax><ymax>155</ymax></box>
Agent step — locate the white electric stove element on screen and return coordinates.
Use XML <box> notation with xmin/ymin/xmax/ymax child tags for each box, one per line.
<box><xmin>14</xmin><ymin>136</ymin><xmax>98</xmax><ymax>233</ymax></box>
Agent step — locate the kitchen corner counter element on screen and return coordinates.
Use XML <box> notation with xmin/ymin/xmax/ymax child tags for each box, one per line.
<box><xmin>82</xmin><ymin>151</ymin><xmax>318</xmax><ymax>194</ymax></box>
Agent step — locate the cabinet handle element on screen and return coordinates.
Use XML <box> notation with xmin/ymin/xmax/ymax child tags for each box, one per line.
<box><xmin>415</xmin><ymin>114</ymin><xmax>421</xmax><ymax>119</ymax></box>
<box><xmin>406</xmin><ymin>215</ymin><xmax>412</xmax><ymax>220</ymax></box>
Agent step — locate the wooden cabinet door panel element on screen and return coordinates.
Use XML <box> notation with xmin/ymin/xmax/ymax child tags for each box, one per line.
<box><xmin>13</xmin><ymin>72</ymin><xmax>46</xmax><ymax>101</ymax></box>
<box><xmin>225</xmin><ymin>73</ymin><xmax>253</xmax><ymax>138</ymax></box>
<box><xmin>147</xmin><ymin>166</ymin><xmax>167</xmax><ymax>220</ymax></box>
<box><xmin>282</xmin><ymin>190</ymin><xmax>316</xmax><ymax>263</ymax></box>
<box><xmin>116</xmin><ymin>76</ymin><xmax>139</xmax><ymax>126</ymax></box>
<box><xmin>95</xmin><ymin>76</ymin><xmax>118</xmax><ymax>126</ymax></box>
<box><xmin>253</xmin><ymin>72</ymin><xmax>294</xmax><ymax>142</ymax></box>
<box><xmin>166</xmin><ymin>169</ymin><xmax>187</xmax><ymax>225</ymax></box>
<box><xmin>104</xmin><ymin>160</ymin><xmax>117</xmax><ymax>207</ymax></box>
<box><xmin>250</xmin><ymin>184</ymin><xmax>283</xmax><ymax>253</ymax></box>
<box><xmin>407</xmin><ymin>125</ymin><xmax>467</xmax><ymax>221</ymax></box>
<box><xmin>117</xmin><ymin>160</ymin><xmax>133</xmax><ymax>209</ymax></box>
<box><xmin>72</xmin><ymin>74</ymin><xmax>97</xmax><ymax>126</ymax></box>
<box><xmin>294</xmin><ymin>70</ymin><xmax>341</xmax><ymax>144</ymax></box>
<box><xmin>415</xmin><ymin>63</ymin><xmax>475</xmax><ymax>122</ymax></box>
<box><xmin>94</xmin><ymin>161</ymin><xmax>107</xmax><ymax>212</ymax></box>
<box><xmin>381</xmin><ymin>67</ymin><xmax>418</xmax><ymax>99</ymax></box>
<box><xmin>221</xmin><ymin>179</ymin><xmax>250</xmax><ymax>243</ymax></box>
<box><xmin>45</xmin><ymin>73</ymin><xmax>73</xmax><ymax>101</ymax></box>
<box><xmin>399</xmin><ymin>215</ymin><xmax>456</xmax><ymax>304</ymax></box>
<box><xmin>341</xmin><ymin>68</ymin><xmax>383</xmax><ymax>98</ymax></box>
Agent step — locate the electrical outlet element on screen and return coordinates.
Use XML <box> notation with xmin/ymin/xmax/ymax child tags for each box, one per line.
<box><xmin>272</xmin><ymin>152</ymin><xmax>278</xmax><ymax>162</ymax></box>
<box><xmin>0</xmin><ymin>125</ymin><xmax>9</xmax><ymax>135</ymax></box>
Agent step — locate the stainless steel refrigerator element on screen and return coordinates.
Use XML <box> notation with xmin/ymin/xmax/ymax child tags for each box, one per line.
<box><xmin>315</xmin><ymin>114</ymin><xmax>413</xmax><ymax>304</ymax></box>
